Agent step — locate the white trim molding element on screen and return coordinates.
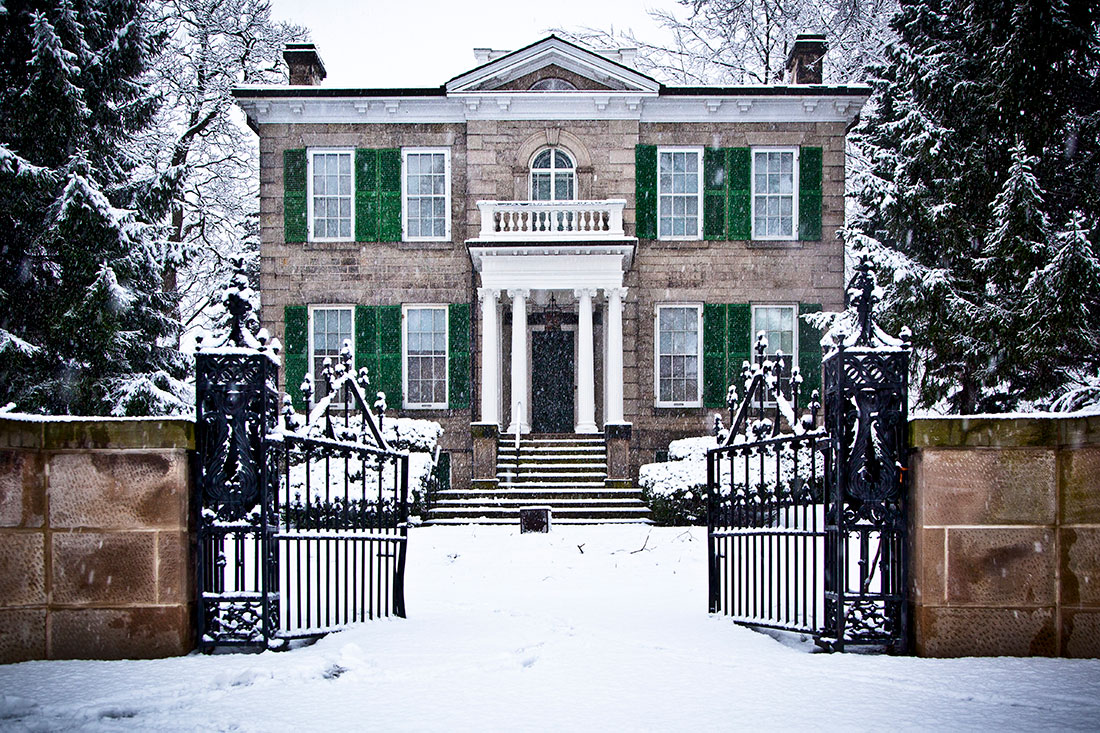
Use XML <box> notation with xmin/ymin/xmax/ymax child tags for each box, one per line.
<box><xmin>236</xmin><ymin>91</ymin><xmax>869</xmax><ymax>126</ymax></box>
<box><xmin>656</xmin><ymin>147</ymin><xmax>704</xmax><ymax>241</ymax></box>
<box><xmin>401</xmin><ymin>147</ymin><xmax>452</xmax><ymax>242</ymax></box>
<box><xmin>750</xmin><ymin>147</ymin><xmax>800</xmax><ymax>241</ymax></box>
<box><xmin>401</xmin><ymin>304</ymin><xmax>450</xmax><ymax>410</ymax></box>
<box><xmin>307</xmin><ymin>304</ymin><xmax>355</xmax><ymax>406</ymax></box>
<box><xmin>654</xmin><ymin>303</ymin><xmax>704</xmax><ymax>408</ymax></box>
<box><xmin>307</xmin><ymin>148</ymin><xmax>354</xmax><ymax>243</ymax></box>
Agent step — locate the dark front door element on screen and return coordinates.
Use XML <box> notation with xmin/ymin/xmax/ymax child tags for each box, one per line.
<box><xmin>531</xmin><ymin>330</ymin><xmax>574</xmax><ymax>433</ymax></box>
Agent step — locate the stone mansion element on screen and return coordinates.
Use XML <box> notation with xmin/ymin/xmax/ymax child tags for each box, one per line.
<box><xmin>233</xmin><ymin>34</ymin><xmax>868</xmax><ymax>521</ymax></box>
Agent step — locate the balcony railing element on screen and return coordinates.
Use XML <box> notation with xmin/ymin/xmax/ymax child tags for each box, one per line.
<box><xmin>475</xmin><ymin>199</ymin><xmax>627</xmax><ymax>241</ymax></box>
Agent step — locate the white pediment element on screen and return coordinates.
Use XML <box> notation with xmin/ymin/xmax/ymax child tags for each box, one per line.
<box><xmin>446</xmin><ymin>36</ymin><xmax>660</xmax><ymax>94</ymax></box>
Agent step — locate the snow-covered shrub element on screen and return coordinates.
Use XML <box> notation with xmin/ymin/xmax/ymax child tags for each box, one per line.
<box><xmin>638</xmin><ymin>437</ymin><xmax>718</xmax><ymax>526</ymax></box>
<box><xmin>640</xmin><ymin>435</ymin><xmax>828</xmax><ymax>526</ymax></box>
<box><xmin>1050</xmin><ymin>371</ymin><xmax>1100</xmax><ymax>414</ymax></box>
<box><xmin>281</xmin><ymin>413</ymin><xmax>443</xmax><ymax>522</ymax></box>
<box><xmin>381</xmin><ymin>417</ymin><xmax>444</xmax><ymax>453</ymax></box>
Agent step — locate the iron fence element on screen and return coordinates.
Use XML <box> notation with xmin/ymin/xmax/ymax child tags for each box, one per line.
<box><xmin>707</xmin><ymin>257</ymin><xmax>911</xmax><ymax>653</ymax></box>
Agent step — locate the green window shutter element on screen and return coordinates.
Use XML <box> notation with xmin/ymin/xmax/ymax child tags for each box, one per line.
<box><xmin>283</xmin><ymin>149</ymin><xmax>307</xmax><ymax>243</ymax></box>
<box><xmin>703</xmin><ymin>148</ymin><xmax>727</xmax><ymax>241</ymax></box>
<box><xmin>703</xmin><ymin>303</ymin><xmax>727</xmax><ymax>408</ymax></box>
<box><xmin>355</xmin><ymin>149</ymin><xmax>379</xmax><ymax>242</ymax></box>
<box><xmin>448</xmin><ymin>303</ymin><xmax>471</xmax><ymax>409</ymax></box>
<box><xmin>284</xmin><ymin>305</ymin><xmax>308</xmax><ymax>409</ymax></box>
<box><xmin>799</xmin><ymin>147</ymin><xmax>823</xmax><ymax>241</ymax></box>
<box><xmin>354</xmin><ymin>305</ymin><xmax>378</xmax><ymax>382</ymax></box>
<box><xmin>727</xmin><ymin>148</ymin><xmax>751</xmax><ymax>241</ymax></box>
<box><xmin>798</xmin><ymin>303</ymin><xmax>823</xmax><ymax>407</ymax></box>
<box><xmin>635</xmin><ymin>144</ymin><xmax>657</xmax><ymax>239</ymax></box>
<box><xmin>379</xmin><ymin>149</ymin><xmax>402</xmax><ymax>242</ymax></box>
<box><xmin>377</xmin><ymin>305</ymin><xmax>402</xmax><ymax>408</ymax></box>
<box><xmin>726</xmin><ymin>304</ymin><xmax>752</xmax><ymax>387</ymax></box>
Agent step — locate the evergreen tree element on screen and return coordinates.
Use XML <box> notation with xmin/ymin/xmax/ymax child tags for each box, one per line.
<box><xmin>0</xmin><ymin>0</ymin><xmax>190</xmax><ymax>415</ymax></box>
<box><xmin>851</xmin><ymin>0</ymin><xmax>1100</xmax><ymax>413</ymax></box>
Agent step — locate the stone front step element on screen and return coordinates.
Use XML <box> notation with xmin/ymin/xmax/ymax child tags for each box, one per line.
<box><xmin>435</xmin><ymin>497</ymin><xmax>645</xmax><ymax>508</ymax></box>
<box><xmin>425</xmin><ymin>517</ymin><xmax>651</xmax><ymax>525</ymax></box>
<box><xmin>426</xmin><ymin>432</ymin><xmax>651</xmax><ymax>525</ymax></box>
<box><xmin>435</xmin><ymin>488</ymin><xmax>644</xmax><ymax>501</ymax></box>
<box><xmin>428</xmin><ymin>507</ymin><xmax>651</xmax><ymax>521</ymax></box>
<box><xmin>497</xmin><ymin>473</ymin><xmax>608</xmax><ymax>483</ymax></box>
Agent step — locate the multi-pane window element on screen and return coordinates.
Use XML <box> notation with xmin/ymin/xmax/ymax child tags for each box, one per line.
<box><xmin>752</xmin><ymin>149</ymin><xmax>797</xmax><ymax>239</ymax></box>
<box><xmin>310</xmin><ymin>151</ymin><xmax>353</xmax><ymax>240</ymax></box>
<box><xmin>658</xmin><ymin>149</ymin><xmax>702</xmax><ymax>239</ymax></box>
<box><xmin>656</xmin><ymin>305</ymin><xmax>701</xmax><ymax>405</ymax></box>
<box><xmin>404</xmin><ymin>150</ymin><xmax>449</xmax><ymax>240</ymax></box>
<box><xmin>404</xmin><ymin>306</ymin><xmax>447</xmax><ymax>408</ymax></box>
<box><xmin>530</xmin><ymin>148</ymin><xmax>575</xmax><ymax>201</ymax></box>
<box><xmin>310</xmin><ymin>307</ymin><xmax>353</xmax><ymax>404</ymax></box>
<box><xmin>753</xmin><ymin>305</ymin><xmax>796</xmax><ymax>400</ymax></box>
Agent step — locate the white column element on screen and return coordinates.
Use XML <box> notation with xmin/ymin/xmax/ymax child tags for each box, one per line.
<box><xmin>478</xmin><ymin>287</ymin><xmax>500</xmax><ymax>427</ymax></box>
<box><xmin>574</xmin><ymin>288</ymin><xmax>598</xmax><ymax>433</ymax></box>
<box><xmin>604</xmin><ymin>287</ymin><xmax>626</xmax><ymax>425</ymax></box>
<box><xmin>507</xmin><ymin>288</ymin><xmax>530</xmax><ymax>434</ymax></box>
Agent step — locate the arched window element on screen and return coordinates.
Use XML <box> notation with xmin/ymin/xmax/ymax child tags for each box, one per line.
<box><xmin>530</xmin><ymin>147</ymin><xmax>575</xmax><ymax>201</ymax></box>
<box><xmin>529</xmin><ymin>77</ymin><xmax>577</xmax><ymax>91</ymax></box>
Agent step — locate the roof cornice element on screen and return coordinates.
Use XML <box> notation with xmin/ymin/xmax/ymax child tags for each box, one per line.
<box><xmin>234</xmin><ymin>88</ymin><xmax>870</xmax><ymax>127</ymax></box>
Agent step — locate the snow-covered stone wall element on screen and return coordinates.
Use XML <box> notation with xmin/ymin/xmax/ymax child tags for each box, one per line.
<box><xmin>909</xmin><ymin>414</ymin><xmax>1100</xmax><ymax>658</ymax></box>
<box><xmin>0</xmin><ymin>416</ymin><xmax>195</xmax><ymax>663</ymax></box>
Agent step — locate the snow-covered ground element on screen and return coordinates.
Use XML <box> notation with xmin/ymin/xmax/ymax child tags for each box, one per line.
<box><xmin>3</xmin><ymin>526</ymin><xmax>1099</xmax><ymax>731</ymax></box>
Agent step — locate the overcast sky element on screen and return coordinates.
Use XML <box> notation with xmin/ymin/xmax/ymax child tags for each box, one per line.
<box><xmin>267</xmin><ymin>0</ymin><xmax>673</xmax><ymax>87</ymax></box>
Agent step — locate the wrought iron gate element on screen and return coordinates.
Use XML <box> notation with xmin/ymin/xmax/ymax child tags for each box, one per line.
<box><xmin>195</xmin><ymin>276</ymin><xmax>408</xmax><ymax>650</ymax></box>
<box><xmin>707</xmin><ymin>259</ymin><xmax>910</xmax><ymax>652</ymax></box>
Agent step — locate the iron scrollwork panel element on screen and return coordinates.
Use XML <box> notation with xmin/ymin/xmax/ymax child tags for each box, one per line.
<box><xmin>195</xmin><ymin>351</ymin><xmax>280</xmax><ymax>649</ymax></box>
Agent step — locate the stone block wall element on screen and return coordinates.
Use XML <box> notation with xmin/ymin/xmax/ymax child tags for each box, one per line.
<box><xmin>0</xmin><ymin>417</ymin><xmax>195</xmax><ymax>664</ymax></box>
<box><xmin>909</xmin><ymin>415</ymin><xmax>1100</xmax><ymax>657</ymax></box>
<box><xmin>258</xmin><ymin>116</ymin><xmax>848</xmax><ymax>490</ymax></box>
<box><xmin>259</xmin><ymin>122</ymin><xmax>474</xmax><ymax>488</ymax></box>
<box><xmin>624</xmin><ymin>121</ymin><xmax>847</xmax><ymax>472</ymax></box>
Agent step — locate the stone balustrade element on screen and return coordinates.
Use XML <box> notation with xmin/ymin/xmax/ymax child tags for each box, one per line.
<box><xmin>475</xmin><ymin>199</ymin><xmax>627</xmax><ymax>240</ymax></box>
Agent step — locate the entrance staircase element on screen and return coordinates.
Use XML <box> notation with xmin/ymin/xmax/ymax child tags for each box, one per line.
<box><xmin>428</xmin><ymin>434</ymin><xmax>651</xmax><ymax>525</ymax></box>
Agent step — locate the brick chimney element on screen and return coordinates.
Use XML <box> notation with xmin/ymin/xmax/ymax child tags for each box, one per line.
<box><xmin>284</xmin><ymin>43</ymin><xmax>327</xmax><ymax>86</ymax></box>
<box><xmin>785</xmin><ymin>34</ymin><xmax>826</xmax><ymax>85</ymax></box>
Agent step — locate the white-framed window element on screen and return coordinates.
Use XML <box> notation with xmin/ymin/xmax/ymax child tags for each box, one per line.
<box><xmin>752</xmin><ymin>304</ymin><xmax>797</xmax><ymax>401</ymax></box>
<box><xmin>309</xmin><ymin>305</ymin><xmax>354</xmax><ymax>404</ymax></box>
<box><xmin>530</xmin><ymin>147</ymin><xmax>576</xmax><ymax>201</ymax></box>
<box><xmin>654</xmin><ymin>304</ymin><xmax>703</xmax><ymax>407</ymax></box>
<box><xmin>403</xmin><ymin>305</ymin><xmax>448</xmax><ymax>409</ymax></box>
<box><xmin>403</xmin><ymin>148</ymin><xmax>451</xmax><ymax>241</ymax></box>
<box><xmin>657</xmin><ymin>147</ymin><xmax>703</xmax><ymax>240</ymax></box>
<box><xmin>752</xmin><ymin>147</ymin><xmax>798</xmax><ymax>240</ymax></box>
<box><xmin>308</xmin><ymin>149</ymin><xmax>354</xmax><ymax>242</ymax></box>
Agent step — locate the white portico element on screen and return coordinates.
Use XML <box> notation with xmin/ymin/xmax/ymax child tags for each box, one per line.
<box><xmin>469</xmin><ymin>199</ymin><xmax>635</xmax><ymax>435</ymax></box>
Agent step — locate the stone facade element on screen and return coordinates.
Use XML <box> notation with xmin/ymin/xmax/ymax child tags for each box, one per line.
<box><xmin>909</xmin><ymin>415</ymin><xmax>1100</xmax><ymax>658</ymax></box>
<box><xmin>242</xmin><ymin>36</ymin><xmax>863</xmax><ymax>493</ymax></box>
<box><xmin>0</xmin><ymin>417</ymin><xmax>194</xmax><ymax>663</ymax></box>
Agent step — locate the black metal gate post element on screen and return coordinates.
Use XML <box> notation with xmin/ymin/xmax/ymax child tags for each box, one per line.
<box><xmin>820</xmin><ymin>258</ymin><xmax>911</xmax><ymax>653</ymax></box>
<box><xmin>705</xmin><ymin>257</ymin><xmax>911</xmax><ymax>653</ymax></box>
<box><xmin>194</xmin><ymin>275</ymin><xmax>281</xmax><ymax>650</ymax></box>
